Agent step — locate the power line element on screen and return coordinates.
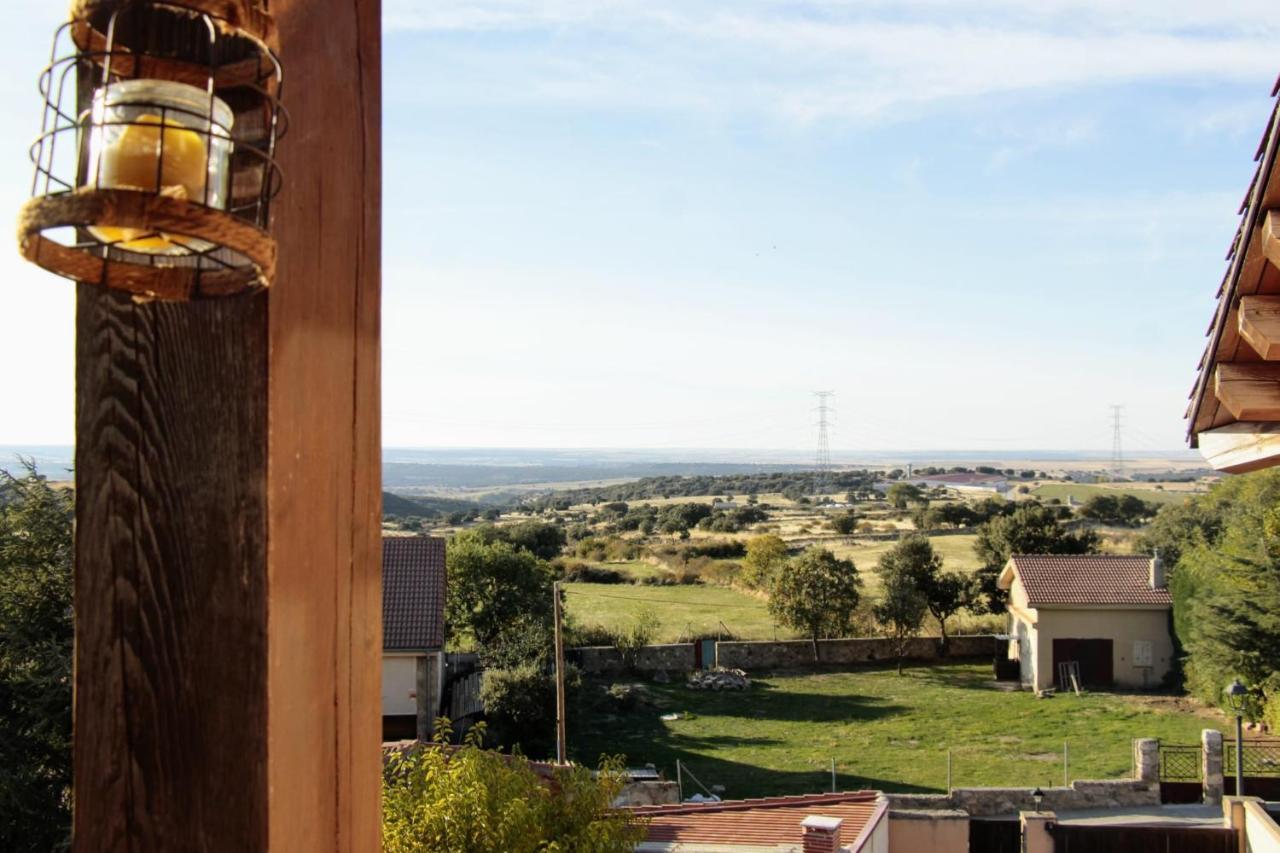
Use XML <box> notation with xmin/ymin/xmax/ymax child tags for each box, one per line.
<box><xmin>1109</xmin><ymin>404</ymin><xmax>1125</xmax><ymax>480</ymax></box>
<box><xmin>813</xmin><ymin>390</ymin><xmax>834</xmax><ymax>495</ymax></box>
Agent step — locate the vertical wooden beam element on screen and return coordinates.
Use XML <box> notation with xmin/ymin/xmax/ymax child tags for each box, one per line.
<box><xmin>72</xmin><ymin>1</ymin><xmax>381</xmax><ymax>850</ymax></box>
<box><xmin>268</xmin><ymin>0</ymin><xmax>381</xmax><ymax>847</ymax></box>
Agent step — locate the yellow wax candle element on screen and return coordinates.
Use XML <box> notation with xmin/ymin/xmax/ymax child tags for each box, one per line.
<box><xmin>90</xmin><ymin>114</ymin><xmax>210</xmax><ymax>253</ymax></box>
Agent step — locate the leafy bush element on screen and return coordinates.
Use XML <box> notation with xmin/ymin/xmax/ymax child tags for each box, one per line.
<box><xmin>684</xmin><ymin>540</ymin><xmax>746</xmax><ymax>559</ymax></box>
<box><xmin>613</xmin><ymin>607</ymin><xmax>661</xmax><ymax>673</ymax></box>
<box><xmin>382</xmin><ymin>722</ymin><xmax>644</xmax><ymax>852</ymax></box>
<box><xmin>558</xmin><ymin>561</ymin><xmax>627</xmax><ymax>584</ymax></box>
<box><xmin>565</xmin><ymin>622</ymin><xmax>617</xmax><ymax>647</ymax></box>
<box><xmin>479</xmin><ymin>663</ymin><xmax>580</xmax><ymax>755</ymax></box>
<box><xmin>0</xmin><ymin>465</ymin><xmax>73</xmax><ymax>853</ymax></box>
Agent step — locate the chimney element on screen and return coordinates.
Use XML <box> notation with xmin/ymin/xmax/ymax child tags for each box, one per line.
<box><xmin>801</xmin><ymin>815</ymin><xmax>843</xmax><ymax>853</ymax></box>
<box><xmin>1149</xmin><ymin>551</ymin><xmax>1165</xmax><ymax>590</ymax></box>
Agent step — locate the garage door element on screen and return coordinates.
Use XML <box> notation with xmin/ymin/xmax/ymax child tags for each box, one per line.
<box><xmin>1052</xmin><ymin>638</ymin><xmax>1114</xmax><ymax>688</ymax></box>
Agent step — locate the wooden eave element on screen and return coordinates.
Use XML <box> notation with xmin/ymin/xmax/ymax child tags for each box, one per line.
<box><xmin>1186</xmin><ymin>75</ymin><xmax>1280</xmax><ymax>472</ymax></box>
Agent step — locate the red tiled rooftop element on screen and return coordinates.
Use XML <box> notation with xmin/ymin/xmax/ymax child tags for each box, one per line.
<box><xmin>382</xmin><ymin>537</ymin><xmax>446</xmax><ymax>650</ymax></box>
<box><xmin>633</xmin><ymin>791</ymin><xmax>885</xmax><ymax>850</ymax></box>
<box><xmin>1008</xmin><ymin>554</ymin><xmax>1171</xmax><ymax>607</ymax></box>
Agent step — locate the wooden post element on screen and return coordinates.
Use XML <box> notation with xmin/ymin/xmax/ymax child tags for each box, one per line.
<box><xmin>554</xmin><ymin>581</ymin><xmax>567</xmax><ymax>764</ymax></box>
<box><xmin>72</xmin><ymin>1</ymin><xmax>382</xmax><ymax>849</ymax></box>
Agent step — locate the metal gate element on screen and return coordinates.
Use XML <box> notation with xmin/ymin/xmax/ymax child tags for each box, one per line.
<box><xmin>969</xmin><ymin>819</ymin><xmax>1019</xmax><ymax>853</ymax></box>
<box><xmin>1051</xmin><ymin>824</ymin><xmax>1236</xmax><ymax>853</ymax></box>
<box><xmin>1158</xmin><ymin>743</ymin><xmax>1203</xmax><ymax>804</ymax></box>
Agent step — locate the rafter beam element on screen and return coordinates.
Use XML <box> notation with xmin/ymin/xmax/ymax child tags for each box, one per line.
<box><xmin>1264</xmin><ymin>209</ymin><xmax>1280</xmax><ymax>272</ymax></box>
<box><xmin>1215</xmin><ymin>363</ymin><xmax>1280</xmax><ymax>421</ymax></box>
<box><xmin>1198</xmin><ymin>422</ymin><xmax>1280</xmax><ymax>473</ymax></box>
<box><xmin>1239</xmin><ymin>295</ymin><xmax>1280</xmax><ymax>360</ymax></box>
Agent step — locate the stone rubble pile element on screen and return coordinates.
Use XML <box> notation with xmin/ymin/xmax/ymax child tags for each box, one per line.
<box><xmin>686</xmin><ymin>668</ymin><xmax>750</xmax><ymax>690</ymax></box>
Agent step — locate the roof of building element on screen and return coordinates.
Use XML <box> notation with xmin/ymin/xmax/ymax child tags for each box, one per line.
<box><xmin>1000</xmin><ymin>554</ymin><xmax>1171</xmax><ymax>608</ymax></box>
<box><xmin>1187</xmin><ymin>75</ymin><xmax>1280</xmax><ymax>451</ymax></box>
<box><xmin>910</xmin><ymin>472</ymin><xmax>1007</xmax><ymax>485</ymax></box>
<box><xmin>382</xmin><ymin>537</ymin><xmax>446</xmax><ymax>651</ymax></box>
<box><xmin>632</xmin><ymin>791</ymin><xmax>886</xmax><ymax>851</ymax></box>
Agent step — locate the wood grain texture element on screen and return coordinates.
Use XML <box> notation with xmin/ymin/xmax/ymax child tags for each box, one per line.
<box><xmin>267</xmin><ymin>0</ymin><xmax>382</xmax><ymax>850</ymax></box>
<box><xmin>74</xmin><ymin>284</ymin><xmax>269</xmax><ymax>851</ymax></box>
<box><xmin>1198</xmin><ymin>423</ymin><xmax>1280</xmax><ymax>473</ymax></box>
<box><xmin>72</xmin><ymin>0</ymin><xmax>381</xmax><ymax>849</ymax></box>
<box><xmin>1238</xmin><ymin>295</ymin><xmax>1280</xmax><ymax>360</ymax></box>
<box><xmin>1215</xmin><ymin>362</ymin><xmax>1280</xmax><ymax>421</ymax></box>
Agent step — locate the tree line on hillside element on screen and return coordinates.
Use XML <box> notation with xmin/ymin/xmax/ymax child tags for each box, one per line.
<box><xmin>531</xmin><ymin>470</ymin><xmax>882</xmax><ymax>508</ymax></box>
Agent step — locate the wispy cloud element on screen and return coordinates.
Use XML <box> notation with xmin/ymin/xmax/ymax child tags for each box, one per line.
<box><xmin>385</xmin><ymin>1</ymin><xmax>1279</xmax><ymax>122</ymax></box>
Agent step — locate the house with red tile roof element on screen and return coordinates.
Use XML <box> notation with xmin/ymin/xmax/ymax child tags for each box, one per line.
<box><xmin>632</xmin><ymin>791</ymin><xmax>889</xmax><ymax>852</ymax></box>
<box><xmin>381</xmin><ymin>536</ymin><xmax>447</xmax><ymax>740</ymax></box>
<box><xmin>997</xmin><ymin>554</ymin><xmax>1173</xmax><ymax>693</ymax></box>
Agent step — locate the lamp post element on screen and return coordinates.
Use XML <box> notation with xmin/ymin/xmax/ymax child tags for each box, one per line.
<box><xmin>1226</xmin><ymin>679</ymin><xmax>1248</xmax><ymax>797</ymax></box>
<box><xmin>1032</xmin><ymin>786</ymin><xmax>1044</xmax><ymax>812</ymax></box>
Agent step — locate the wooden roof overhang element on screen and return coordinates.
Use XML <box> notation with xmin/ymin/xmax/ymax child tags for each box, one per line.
<box><xmin>1187</xmin><ymin>76</ymin><xmax>1280</xmax><ymax>473</ymax></box>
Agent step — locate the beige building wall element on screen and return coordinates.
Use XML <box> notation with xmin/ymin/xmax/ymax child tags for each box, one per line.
<box><xmin>1013</xmin><ymin>607</ymin><xmax>1171</xmax><ymax>692</ymax></box>
<box><xmin>888</xmin><ymin>811</ymin><xmax>967</xmax><ymax>853</ymax></box>
<box><xmin>382</xmin><ymin>653</ymin><xmax>419</xmax><ymax>717</ymax></box>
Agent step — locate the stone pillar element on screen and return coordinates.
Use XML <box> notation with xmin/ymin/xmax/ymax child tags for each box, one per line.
<box><xmin>801</xmin><ymin>815</ymin><xmax>843</xmax><ymax>853</ymax></box>
<box><xmin>1020</xmin><ymin>811</ymin><xmax>1056</xmax><ymax>853</ymax></box>
<box><xmin>1134</xmin><ymin>738</ymin><xmax>1160</xmax><ymax>784</ymax></box>
<box><xmin>1202</xmin><ymin>729</ymin><xmax>1224</xmax><ymax>806</ymax></box>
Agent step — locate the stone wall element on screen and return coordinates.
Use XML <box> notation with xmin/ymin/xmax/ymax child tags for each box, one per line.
<box><xmin>715</xmin><ymin>635</ymin><xmax>996</xmax><ymax>670</ymax></box>
<box><xmin>887</xmin><ymin>778</ymin><xmax>1160</xmax><ymax>818</ymax></box>
<box><xmin>569</xmin><ymin>643</ymin><xmax>695</xmax><ymax>675</ymax></box>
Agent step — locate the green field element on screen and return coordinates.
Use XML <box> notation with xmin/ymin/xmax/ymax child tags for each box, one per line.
<box><xmin>569</xmin><ymin>663</ymin><xmax>1225</xmax><ymax>797</ymax></box>
<box><xmin>832</xmin><ymin>534</ymin><xmax>981</xmax><ymax>575</ymax></box>
<box><xmin>563</xmin><ymin>582</ymin><xmax>792</xmax><ymax>642</ymax></box>
<box><xmin>1030</xmin><ymin>483</ymin><xmax>1196</xmax><ymax>506</ymax></box>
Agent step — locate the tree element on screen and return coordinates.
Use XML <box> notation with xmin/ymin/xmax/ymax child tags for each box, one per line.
<box><xmin>741</xmin><ymin>534</ymin><xmax>788</xmax><ymax>589</ymax></box>
<box><xmin>382</xmin><ymin>723</ymin><xmax>644</xmax><ymax>852</ymax></box>
<box><xmin>1167</xmin><ymin>471</ymin><xmax>1280</xmax><ymax>723</ymax></box>
<box><xmin>877</xmin><ymin>535</ymin><xmax>969</xmax><ymax>653</ymax></box>
<box><xmin>874</xmin><ymin>559</ymin><xmax>928</xmax><ymax>675</ymax></box>
<box><xmin>1078</xmin><ymin>494</ymin><xmax>1159</xmax><ymax>527</ymax></box>
<box><xmin>768</xmin><ymin>547</ymin><xmax>862</xmax><ymax>661</ymax></box>
<box><xmin>830</xmin><ymin>512</ymin><xmax>858</xmax><ymax>535</ymax></box>
<box><xmin>0</xmin><ymin>464</ymin><xmax>73</xmax><ymax>852</ymax></box>
<box><xmin>446</xmin><ymin>531</ymin><xmax>555</xmax><ymax>648</ymax></box>
<box><xmin>971</xmin><ymin>505</ymin><xmax>1098</xmax><ymax>613</ymax></box>
<box><xmin>501</xmin><ymin>520</ymin><xmax>567</xmax><ymax>561</ymax></box>
<box><xmin>885</xmin><ymin>483</ymin><xmax>923</xmax><ymax>509</ymax></box>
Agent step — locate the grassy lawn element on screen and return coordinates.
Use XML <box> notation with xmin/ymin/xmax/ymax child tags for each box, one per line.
<box><xmin>1030</xmin><ymin>483</ymin><xmax>1196</xmax><ymax>506</ymax></box>
<box><xmin>569</xmin><ymin>663</ymin><xmax>1225</xmax><ymax>798</ymax></box>
<box><xmin>832</xmin><ymin>534</ymin><xmax>981</xmax><ymax>576</ymax></box>
<box><xmin>563</xmin><ymin>582</ymin><xmax>793</xmax><ymax>642</ymax></box>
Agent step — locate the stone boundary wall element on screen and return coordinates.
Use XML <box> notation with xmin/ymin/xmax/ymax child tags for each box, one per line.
<box><xmin>569</xmin><ymin>643</ymin><xmax>695</xmax><ymax>675</ymax></box>
<box><xmin>569</xmin><ymin>635</ymin><xmax>996</xmax><ymax>674</ymax></box>
<box><xmin>887</xmin><ymin>778</ymin><xmax>1160</xmax><ymax>818</ymax></box>
<box><xmin>715</xmin><ymin>635</ymin><xmax>996</xmax><ymax>670</ymax></box>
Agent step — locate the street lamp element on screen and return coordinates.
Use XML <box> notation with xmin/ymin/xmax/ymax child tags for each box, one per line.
<box><xmin>1226</xmin><ymin>679</ymin><xmax>1248</xmax><ymax>797</ymax></box>
<box><xmin>1032</xmin><ymin>787</ymin><xmax>1044</xmax><ymax>812</ymax></box>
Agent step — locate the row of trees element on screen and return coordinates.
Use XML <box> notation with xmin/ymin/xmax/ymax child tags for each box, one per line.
<box><xmin>762</xmin><ymin>536</ymin><xmax>971</xmax><ymax>671</ymax></box>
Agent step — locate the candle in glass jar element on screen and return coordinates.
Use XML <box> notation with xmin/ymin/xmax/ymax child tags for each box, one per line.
<box><xmin>85</xmin><ymin>80</ymin><xmax>233</xmax><ymax>255</ymax></box>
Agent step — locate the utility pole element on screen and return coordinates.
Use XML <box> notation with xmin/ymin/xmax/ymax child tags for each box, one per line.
<box><xmin>1109</xmin><ymin>404</ymin><xmax>1125</xmax><ymax>481</ymax></box>
<box><xmin>553</xmin><ymin>582</ymin><xmax>567</xmax><ymax>764</ymax></box>
<box><xmin>813</xmin><ymin>391</ymin><xmax>834</xmax><ymax>496</ymax></box>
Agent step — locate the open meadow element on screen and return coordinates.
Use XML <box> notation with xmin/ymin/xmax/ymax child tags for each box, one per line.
<box><xmin>569</xmin><ymin>662</ymin><xmax>1226</xmax><ymax>798</ymax></box>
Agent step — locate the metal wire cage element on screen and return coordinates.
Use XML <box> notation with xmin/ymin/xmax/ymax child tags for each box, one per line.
<box><xmin>19</xmin><ymin>0</ymin><xmax>285</xmax><ymax>300</ymax></box>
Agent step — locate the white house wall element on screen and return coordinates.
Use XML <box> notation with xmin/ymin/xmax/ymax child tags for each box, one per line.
<box><xmin>382</xmin><ymin>653</ymin><xmax>419</xmax><ymax>717</ymax></box>
<box><xmin>1032</xmin><ymin>608</ymin><xmax>1173</xmax><ymax>693</ymax></box>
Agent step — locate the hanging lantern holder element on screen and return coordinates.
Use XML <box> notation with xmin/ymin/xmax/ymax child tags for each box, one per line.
<box><xmin>19</xmin><ymin>0</ymin><xmax>285</xmax><ymax>300</ymax></box>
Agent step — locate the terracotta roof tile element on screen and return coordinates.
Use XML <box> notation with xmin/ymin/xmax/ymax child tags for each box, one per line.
<box><xmin>382</xmin><ymin>537</ymin><xmax>446</xmax><ymax>650</ymax></box>
<box><xmin>633</xmin><ymin>791</ymin><xmax>884</xmax><ymax>850</ymax></box>
<box><xmin>1010</xmin><ymin>555</ymin><xmax>1170</xmax><ymax>607</ymax></box>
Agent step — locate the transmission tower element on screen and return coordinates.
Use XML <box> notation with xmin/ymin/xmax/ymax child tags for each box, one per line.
<box><xmin>1109</xmin><ymin>404</ymin><xmax>1125</xmax><ymax>481</ymax></box>
<box><xmin>813</xmin><ymin>391</ymin><xmax>834</xmax><ymax>496</ymax></box>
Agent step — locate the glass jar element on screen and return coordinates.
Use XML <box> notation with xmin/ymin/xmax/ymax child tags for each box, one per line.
<box><xmin>84</xmin><ymin>79</ymin><xmax>234</xmax><ymax>255</ymax></box>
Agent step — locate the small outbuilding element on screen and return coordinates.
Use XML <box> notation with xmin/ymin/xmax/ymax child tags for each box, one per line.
<box><xmin>998</xmin><ymin>554</ymin><xmax>1173</xmax><ymax>693</ymax></box>
<box><xmin>381</xmin><ymin>536</ymin><xmax>447</xmax><ymax>741</ymax></box>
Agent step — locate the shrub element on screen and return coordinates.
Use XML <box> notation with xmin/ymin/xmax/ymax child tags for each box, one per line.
<box><xmin>382</xmin><ymin>722</ymin><xmax>644</xmax><ymax>852</ymax></box>
<box><xmin>685</xmin><ymin>540</ymin><xmax>746</xmax><ymax>559</ymax></box>
<box><xmin>565</xmin><ymin>621</ymin><xmax>617</xmax><ymax>647</ymax></box>
<box><xmin>479</xmin><ymin>663</ymin><xmax>580</xmax><ymax>755</ymax></box>
<box><xmin>558</xmin><ymin>561</ymin><xmax>627</xmax><ymax>584</ymax></box>
<box><xmin>613</xmin><ymin>607</ymin><xmax>662</xmax><ymax>672</ymax></box>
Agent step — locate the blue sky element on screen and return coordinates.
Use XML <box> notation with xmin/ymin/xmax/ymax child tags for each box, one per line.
<box><xmin>3</xmin><ymin>1</ymin><xmax>1279</xmax><ymax>452</ymax></box>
